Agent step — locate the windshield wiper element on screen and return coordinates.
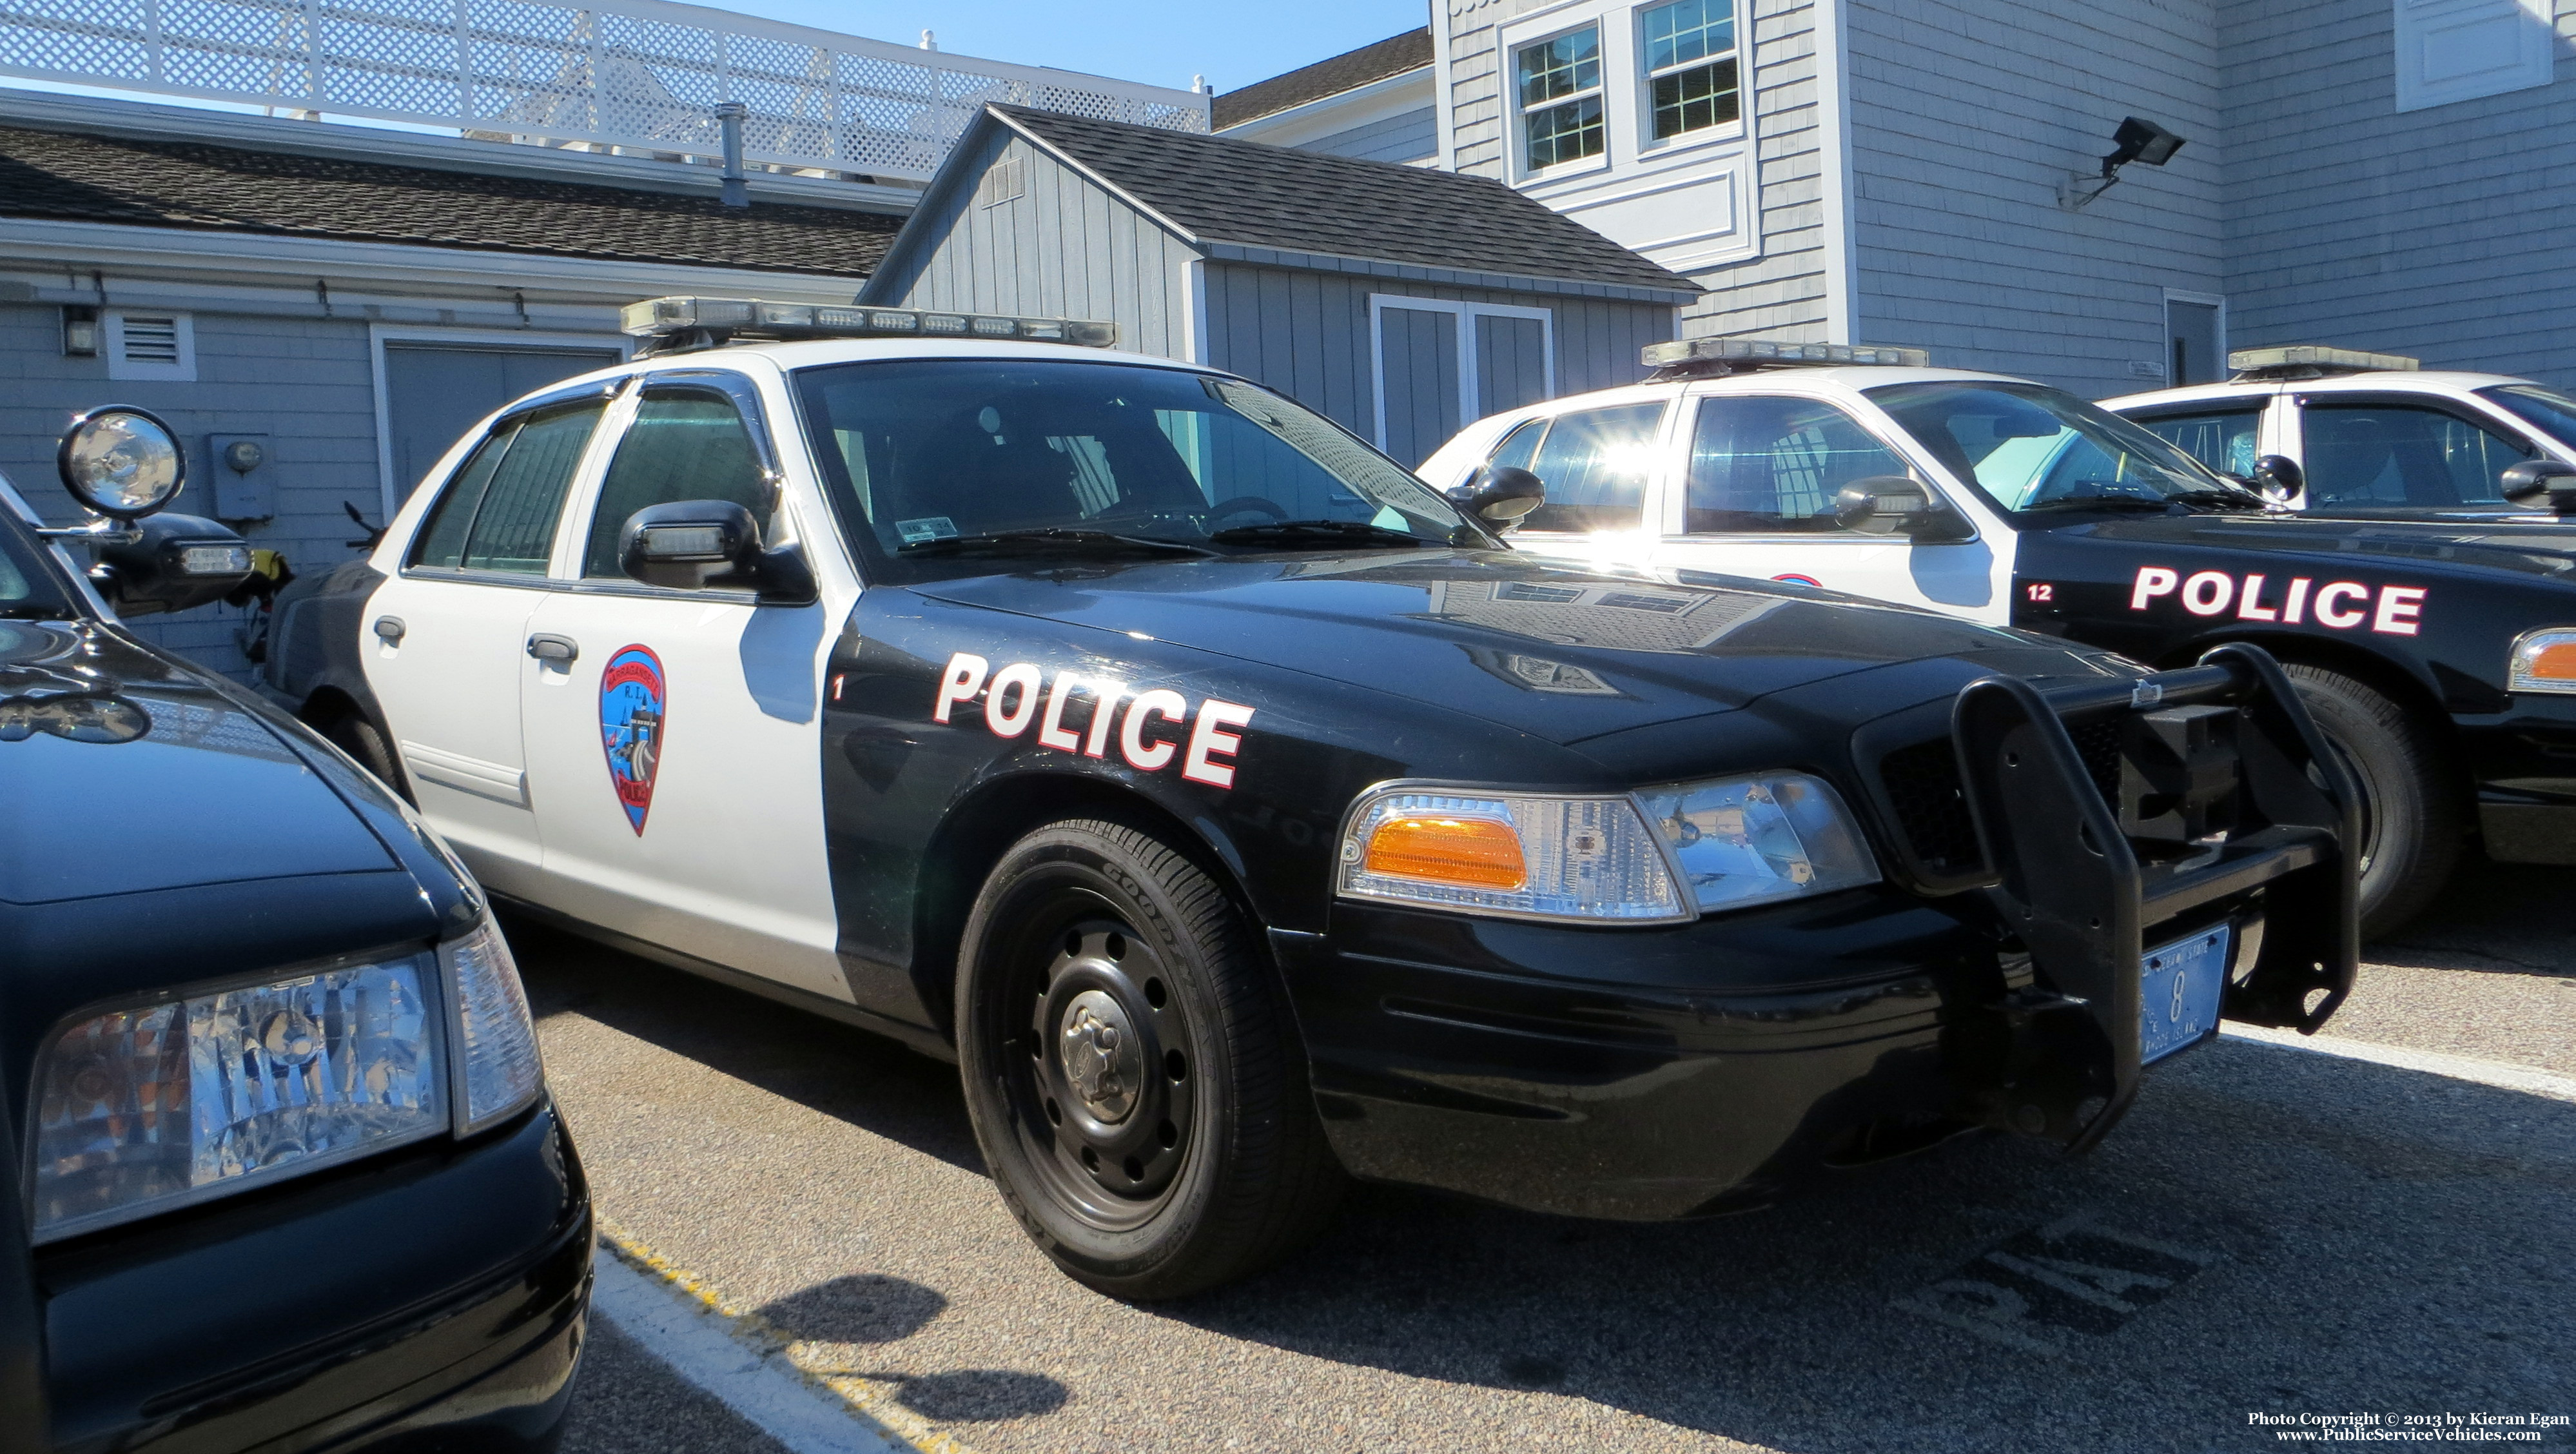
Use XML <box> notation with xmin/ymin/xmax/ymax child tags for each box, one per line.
<box><xmin>898</xmin><ymin>527</ymin><xmax>1215</xmax><ymax>559</ymax></box>
<box><xmin>2164</xmin><ymin>486</ymin><xmax>2271</xmax><ymax>512</ymax></box>
<box><xmin>0</xmin><ymin>604</ymin><xmax>73</xmax><ymax>620</ymax></box>
<box><xmin>2016</xmin><ymin>492</ymin><xmax>2180</xmax><ymax>514</ymax></box>
<box><xmin>1206</xmin><ymin>519</ymin><xmax>1446</xmax><ymax>549</ymax></box>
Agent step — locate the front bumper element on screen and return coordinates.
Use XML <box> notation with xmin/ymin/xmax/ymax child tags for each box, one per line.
<box><xmin>41</xmin><ymin>1099</ymin><xmax>592</xmax><ymax>1454</ymax></box>
<box><xmin>1284</xmin><ymin>646</ymin><xmax>2359</xmax><ymax>1219</ymax></box>
<box><xmin>2461</xmin><ymin>693</ymin><xmax>2576</xmax><ymax>865</ymax></box>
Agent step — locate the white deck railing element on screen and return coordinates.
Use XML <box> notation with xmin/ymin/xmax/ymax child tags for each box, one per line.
<box><xmin>0</xmin><ymin>0</ymin><xmax>1208</xmax><ymax>181</ymax></box>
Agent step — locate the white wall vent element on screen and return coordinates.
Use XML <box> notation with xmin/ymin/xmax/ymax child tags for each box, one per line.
<box><xmin>104</xmin><ymin>309</ymin><xmax>197</xmax><ymax>382</ymax></box>
<box><xmin>979</xmin><ymin>155</ymin><xmax>1026</xmax><ymax>208</ymax></box>
<box><xmin>2395</xmin><ymin>0</ymin><xmax>2558</xmax><ymax>112</ymax></box>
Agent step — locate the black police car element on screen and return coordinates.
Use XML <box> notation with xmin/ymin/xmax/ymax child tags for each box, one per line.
<box><xmin>265</xmin><ymin>299</ymin><xmax>2357</xmax><ymax>1299</ymax></box>
<box><xmin>1429</xmin><ymin>339</ymin><xmax>2576</xmax><ymax>937</ymax></box>
<box><xmin>3</xmin><ymin>409</ymin><xmax>589</xmax><ymax>1451</ymax></box>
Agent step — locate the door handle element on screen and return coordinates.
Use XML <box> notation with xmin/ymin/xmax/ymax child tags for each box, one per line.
<box><xmin>526</xmin><ymin>633</ymin><xmax>579</xmax><ymax>664</ymax></box>
<box><xmin>372</xmin><ymin>615</ymin><xmax>404</xmax><ymax>645</ymax></box>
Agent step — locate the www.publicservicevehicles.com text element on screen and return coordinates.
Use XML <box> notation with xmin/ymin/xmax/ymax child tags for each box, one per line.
<box><xmin>2251</xmin><ymin>1413</ymin><xmax>2569</xmax><ymax>1442</ymax></box>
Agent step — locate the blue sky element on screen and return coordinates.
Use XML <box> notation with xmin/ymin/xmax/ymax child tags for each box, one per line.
<box><xmin>717</xmin><ymin>1</ymin><xmax>1427</xmax><ymax>95</ymax></box>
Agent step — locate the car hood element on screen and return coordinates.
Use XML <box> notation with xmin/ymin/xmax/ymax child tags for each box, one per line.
<box><xmin>909</xmin><ymin>550</ymin><xmax>2118</xmax><ymax>745</ymax></box>
<box><xmin>2067</xmin><ymin>512</ymin><xmax>2576</xmax><ymax>584</ymax></box>
<box><xmin>0</xmin><ymin>621</ymin><xmax>398</xmax><ymax>904</ymax></box>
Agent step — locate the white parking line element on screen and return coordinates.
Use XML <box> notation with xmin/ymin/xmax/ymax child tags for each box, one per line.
<box><xmin>2221</xmin><ymin>1023</ymin><xmax>2576</xmax><ymax>1102</ymax></box>
<box><xmin>590</xmin><ymin>1245</ymin><xmax>918</xmax><ymax>1454</ymax></box>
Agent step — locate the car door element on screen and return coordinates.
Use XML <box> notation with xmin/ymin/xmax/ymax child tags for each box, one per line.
<box><xmin>364</xmin><ymin>391</ymin><xmax>609</xmax><ymax>896</ymax></box>
<box><xmin>1646</xmin><ymin>391</ymin><xmax>2012</xmax><ymax>622</ymax></box>
<box><xmin>2288</xmin><ymin>394</ymin><xmax>2537</xmax><ymax>510</ymax></box>
<box><xmin>513</xmin><ymin>369</ymin><xmax>854</xmax><ymax>1002</ymax></box>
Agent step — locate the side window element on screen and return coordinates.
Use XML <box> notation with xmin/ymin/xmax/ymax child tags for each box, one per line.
<box><xmin>1487</xmin><ymin>417</ymin><xmax>1547</xmax><ymax>474</ymax></box>
<box><xmin>1683</xmin><ymin>395</ymin><xmax>1909</xmax><ymax>533</ymax></box>
<box><xmin>2134</xmin><ymin>409</ymin><xmax>2261</xmax><ymax>479</ymax></box>
<box><xmin>408</xmin><ymin>400</ymin><xmax>605</xmax><ymax>574</ymax></box>
<box><xmin>1522</xmin><ymin>403</ymin><xmax>1665</xmax><ymax>533</ymax></box>
<box><xmin>2301</xmin><ymin>403</ymin><xmax>2533</xmax><ymax>506</ymax></box>
<box><xmin>585</xmin><ymin>391</ymin><xmax>772</xmax><ymax>578</ymax></box>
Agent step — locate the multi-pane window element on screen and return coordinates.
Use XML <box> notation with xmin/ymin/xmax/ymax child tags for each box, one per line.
<box><xmin>1516</xmin><ymin>26</ymin><xmax>1605</xmax><ymax>170</ymax></box>
<box><xmin>1641</xmin><ymin>0</ymin><xmax>1739</xmax><ymax>141</ymax></box>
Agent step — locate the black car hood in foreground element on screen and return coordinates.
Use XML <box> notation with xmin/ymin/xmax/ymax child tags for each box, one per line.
<box><xmin>0</xmin><ymin>620</ymin><xmax>396</xmax><ymax>904</ymax></box>
<box><xmin>912</xmin><ymin>550</ymin><xmax>2120</xmax><ymax>745</ymax></box>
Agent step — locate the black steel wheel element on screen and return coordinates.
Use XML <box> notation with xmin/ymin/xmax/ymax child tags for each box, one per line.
<box><xmin>955</xmin><ymin>816</ymin><xmax>1343</xmax><ymax>1299</ymax></box>
<box><xmin>2284</xmin><ymin>663</ymin><xmax>2460</xmax><ymax>938</ymax></box>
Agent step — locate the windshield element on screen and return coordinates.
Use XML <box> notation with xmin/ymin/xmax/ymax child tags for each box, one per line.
<box><xmin>0</xmin><ymin>499</ymin><xmax>81</xmax><ymax>620</ymax></box>
<box><xmin>792</xmin><ymin>359</ymin><xmax>1483</xmax><ymax>581</ymax></box>
<box><xmin>2480</xmin><ymin>386</ymin><xmax>2576</xmax><ymax>451</ymax></box>
<box><xmin>1866</xmin><ymin>380</ymin><xmax>2234</xmax><ymax>511</ymax></box>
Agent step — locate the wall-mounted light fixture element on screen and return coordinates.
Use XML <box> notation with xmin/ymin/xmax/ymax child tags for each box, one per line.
<box><xmin>61</xmin><ymin>304</ymin><xmax>98</xmax><ymax>357</ymax></box>
<box><xmin>2058</xmin><ymin>116</ymin><xmax>2186</xmax><ymax>211</ymax></box>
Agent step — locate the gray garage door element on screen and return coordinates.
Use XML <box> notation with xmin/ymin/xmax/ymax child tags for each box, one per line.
<box><xmin>384</xmin><ymin>342</ymin><xmax>622</xmax><ymax>503</ymax></box>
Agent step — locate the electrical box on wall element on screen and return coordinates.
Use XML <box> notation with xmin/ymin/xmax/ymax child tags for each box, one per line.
<box><xmin>206</xmin><ymin>434</ymin><xmax>273</xmax><ymax>522</ymax></box>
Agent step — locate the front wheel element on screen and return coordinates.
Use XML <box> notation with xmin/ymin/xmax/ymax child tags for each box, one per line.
<box><xmin>2283</xmin><ymin>663</ymin><xmax>2461</xmax><ymax>938</ymax></box>
<box><xmin>955</xmin><ymin>818</ymin><xmax>1343</xmax><ymax>1299</ymax></box>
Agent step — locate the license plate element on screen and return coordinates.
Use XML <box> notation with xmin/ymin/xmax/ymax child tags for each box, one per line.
<box><xmin>2141</xmin><ymin>925</ymin><xmax>2230</xmax><ymax>1064</ymax></box>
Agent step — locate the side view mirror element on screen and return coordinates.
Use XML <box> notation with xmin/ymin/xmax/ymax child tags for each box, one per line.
<box><xmin>621</xmin><ymin>500</ymin><xmax>817</xmax><ymax>602</ymax></box>
<box><xmin>2500</xmin><ymin>459</ymin><xmax>2576</xmax><ymax>513</ymax></box>
<box><xmin>1833</xmin><ymin>475</ymin><xmax>1974</xmax><ymax>542</ymax></box>
<box><xmin>91</xmin><ymin>513</ymin><xmax>253</xmax><ymax>617</ymax></box>
<box><xmin>2252</xmin><ymin>454</ymin><xmax>2305</xmax><ymax>504</ymax></box>
<box><xmin>1446</xmin><ymin>465</ymin><xmax>1547</xmax><ymax>529</ymax></box>
<box><xmin>57</xmin><ymin>406</ymin><xmax>186</xmax><ymax>520</ymax></box>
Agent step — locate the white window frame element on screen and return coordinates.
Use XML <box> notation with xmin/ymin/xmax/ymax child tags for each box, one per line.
<box><xmin>103</xmin><ymin>308</ymin><xmax>196</xmax><ymax>382</ymax></box>
<box><xmin>1634</xmin><ymin>0</ymin><xmax>1746</xmax><ymax>154</ymax></box>
<box><xmin>1367</xmin><ymin>295</ymin><xmax>1558</xmax><ymax>454</ymax></box>
<box><xmin>2394</xmin><ymin>0</ymin><xmax>2557</xmax><ymax>112</ymax></box>
<box><xmin>1511</xmin><ymin>19</ymin><xmax>1612</xmax><ymax>182</ymax></box>
<box><xmin>368</xmin><ymin>324</ymin><xmax>632</xmax><ymax>519</ymax></box>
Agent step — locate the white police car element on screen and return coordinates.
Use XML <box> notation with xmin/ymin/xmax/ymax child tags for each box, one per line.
<box><xmin>262</xmin><ymin>303</ymin><xmax>2359</xmax><ymax>1297</ymax></box>
<box><xmin>1420</xmin><ymin>339</ymin><xmax>2576</xmax><ymax>937</ymax></box>
<box><xmin>2102</xmin><ymin>346</ymin><xmax>2576</xmax><ymax>517</ymax></box>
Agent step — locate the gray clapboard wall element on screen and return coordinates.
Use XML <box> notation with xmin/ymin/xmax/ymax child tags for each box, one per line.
<box><xmin>860</xmin><ymin>127</ymin><xmax>1195</xmax><ymax>361</ymax></box>
<box><xmin>2220</xmin><ymin>0</ymin><xmax>2576</xmax><ymax>385</ymax></box>
<box><xmin>1843</xmin><ymin>0</ymin><xmax>2227</xmax><ymax>399</ymax></box>
<box><xmin>1303</xmin><ymin>107</ymin><xmax>1439</xmax><ymax>164</ymax></box>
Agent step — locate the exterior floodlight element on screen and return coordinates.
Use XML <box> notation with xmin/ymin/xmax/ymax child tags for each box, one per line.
<box><xmin>2060</xmin><ymin>116</ymin><xmax>2186</xmax><ymax>211</ymax></box>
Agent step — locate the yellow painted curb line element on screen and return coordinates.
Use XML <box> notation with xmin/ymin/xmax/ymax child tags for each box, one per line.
<box><xmin>595</xmin><ymin>1213</ymin><xmax>983</xmax><ymax>1454</ymax></box>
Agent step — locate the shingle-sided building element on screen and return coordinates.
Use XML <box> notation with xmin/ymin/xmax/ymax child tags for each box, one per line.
<box><xmin>860</xmin><ymin>104</ymin><xmax>1697</xmax><ymax>466</ymax></box>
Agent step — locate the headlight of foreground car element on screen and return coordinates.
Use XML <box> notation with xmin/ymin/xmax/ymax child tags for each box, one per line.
<box><xmin>28</xmin><ymin>913</ymin><xmax>543</xmax><ymax>1243</ymax></box>
<box><xmin>2508</xmin><ymin>627</ymin><xmax>2576</xmax><ymax>694</ymax></box>
<box><xmin>1337</xmin><ymin>773</ymin><xmax>1878</xmax><ymax>924</ymax></box>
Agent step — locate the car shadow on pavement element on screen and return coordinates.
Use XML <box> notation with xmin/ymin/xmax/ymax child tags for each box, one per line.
<box><xmin>2369</xmin><ymin>853</ymin><xmax>2576</xmax><ymax>977</ymax></box>
<box><xmin>1153</xmin><ymin>1041</ymin><xmax>2575</xmax><ymax>1452</ymax></box>
<box><xmin>507</xmin><ymin>914</ymin><xmax>990</xmax><ymax>1177</ymax></box>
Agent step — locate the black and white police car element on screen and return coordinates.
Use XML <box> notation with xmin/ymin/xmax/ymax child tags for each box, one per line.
<box><xmin>266</xmin><ymin>299</ymin><xmax>2358</xmax><ymax>1298</ymax></box>
<box><xmin>1421</xmin><ymin>339</ymin><xmax>2576</xmax><ymax>936</ymax></box>
<box><xmin>2102</xmin><ymin>346</ymin><xmax>2576</xmax><ymax>518</ymax></box>
<box><xmin>5</xmin><ymin>409</ymin><xmax>589</xmax><ymax>1451</ymax></box>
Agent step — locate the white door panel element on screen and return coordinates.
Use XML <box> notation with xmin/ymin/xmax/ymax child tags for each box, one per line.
<box><xmin>362</xmin><ymin>576</ymin><xmax>545</xmax><ymax>892</ymax></box>
<box><xmin>1646</xmin><ymin>535</ymin><xmax>2012</xmax><ymax>622</ymax></box>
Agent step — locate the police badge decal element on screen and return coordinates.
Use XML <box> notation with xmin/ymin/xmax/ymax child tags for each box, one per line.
<box><xmin>598</xmin><ymin>644</ymin><xmax>667</xmax><ymax>835</ymax></box>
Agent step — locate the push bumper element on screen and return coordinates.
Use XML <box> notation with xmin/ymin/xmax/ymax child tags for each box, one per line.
<box><xmin>1284</xmin><ymin>645</ymin><xmax>2358</xmax><ymax>1218</ymax></box>
<box><xmin>41</xmin><ymin>1099</ymin><xmax>592</xmax><ymax>1454</ymax></box>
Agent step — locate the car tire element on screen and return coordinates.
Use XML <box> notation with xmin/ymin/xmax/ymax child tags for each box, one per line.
<box><xmin>323</xmin><ymin>710</ymin><xmax>411</xmax><ymax>803</ymax></box>
<box><xmin>2282</xmin><ymin>663</ymin><xmax>2460</xmax><ymax>938</ymax></box>
<box><xmin>955</xmin><ymin>816</ymin><xmax>1344</xmax><ymax>1299</ymax></box>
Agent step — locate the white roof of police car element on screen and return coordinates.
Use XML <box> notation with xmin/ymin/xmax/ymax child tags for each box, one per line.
<box><xmin>587</xmin><ymin>337</ymin><xmax>1218</xmax><ymax>384</ymax></box>
<box><xmin>2099</xmin><ymin>369</ymin><xmax>2545</xmax><ymax>411</ymax></box>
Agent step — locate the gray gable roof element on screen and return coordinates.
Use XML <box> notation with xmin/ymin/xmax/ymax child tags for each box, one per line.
<box><xmin>982</xmin><ymin>106</ymin><xmax>1697</xmax><ymax>302</ymax></box>
<box><xmin>1213</xmin><ymin>28</ymin><xmax>1432</xmax><ymax>130</ymax></box>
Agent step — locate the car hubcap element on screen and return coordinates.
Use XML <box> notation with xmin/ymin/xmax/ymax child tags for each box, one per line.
<box><xmin>1009</xmin><ymin>915</ymin><xmax>1196</xmax><ymax>1228</ymax></box>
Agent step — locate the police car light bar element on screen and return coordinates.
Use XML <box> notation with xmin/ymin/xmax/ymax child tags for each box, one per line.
<box><xmin>1643</xmin><ymin>337</ymin><xmax>1932</xmax><ymax>375</ymax></box>
<box><xmin>2227</xmin><ymin>344</ymin><xmax>2419</xmax><ymax>379</ymax></box>
<box><xmin>620</xmin><ymin>297</ymin><xmax>1120</xmax><ymax>353</ymax></box>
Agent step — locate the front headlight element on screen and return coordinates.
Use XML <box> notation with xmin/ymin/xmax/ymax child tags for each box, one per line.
<box><xmin>2508</xmin><ymin>627</ymin><xmax>2576</xmax><ymax>694</ymax></box>
<box><xmin>28</xmin><ymin>912</ymin><xmax>545</xmax><ymax>1243</ymax></box>
<box><xmin>1336</xmin><ymin>773</ymin><xmax>1879</xmax><ymax>925</ymax></box>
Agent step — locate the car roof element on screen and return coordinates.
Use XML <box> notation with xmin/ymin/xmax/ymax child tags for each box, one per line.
<box><xmin>2102</xmin><ymin>371</ymin><xmax>2541</xmax><ymax>410</ymax></box>
<box><xmin>593</xmin><ymin>337</ymin><xmax>1220</xmax><ymax>382</ymax></box>
<box><xmin>1485</xmin><ymin>365</ymin><xmax>2036</xmax><ymax>420</ymax></box>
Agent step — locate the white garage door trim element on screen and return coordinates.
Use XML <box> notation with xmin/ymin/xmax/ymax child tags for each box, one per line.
<box><xmin>1367</xmin><ymin>294</ymin><xmax>1556</xmax><ymax>456</ymax></box>
<box><xmin>369</xmin><ymin>323</ymin><xmax>632</xmax><ymax>518</ymax></box>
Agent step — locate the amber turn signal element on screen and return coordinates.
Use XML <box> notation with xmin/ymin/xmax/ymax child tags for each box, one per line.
<box><xmin>2524</xmin><ymin>641</ymin><xmax>2576</xmax><ymax>682</ymax></box>
<box><xmin>1361</xmin><ymin>815</ymin><xmax>1528</xmax><ymax>890</ymax></box>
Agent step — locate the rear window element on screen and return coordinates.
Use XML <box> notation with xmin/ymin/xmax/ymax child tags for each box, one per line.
<box><xmin>410</xmin><ymin>401</ymin><xmax>605</xmax><ymax>574</ymax></box>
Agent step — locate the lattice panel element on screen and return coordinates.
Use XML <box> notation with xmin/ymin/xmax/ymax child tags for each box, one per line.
<box><xmin>0</xmin><ymin>0</ymin><xmax>1207</xmax><ymax>181</ymax></box>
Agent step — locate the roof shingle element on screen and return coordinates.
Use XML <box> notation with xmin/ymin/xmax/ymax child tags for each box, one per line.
<box><xmin>993</xmin><ymin>107</ymin><xmax>1695</xmax><ymax>298</ymax></box>
<box><xmin>1212</xmin><ymin>28</ymin><xmax>1434</xmax><ymax>130</ymax></box>
<box><xmin>0</xmin><ymin>126</ymin><xmax>898</xmax><ymax>277</ymax></box>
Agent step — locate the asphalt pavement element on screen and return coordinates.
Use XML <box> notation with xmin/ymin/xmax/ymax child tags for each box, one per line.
<box><xmin>523</xmin><ymin>859</ymin><xmax>2576</xmax><ymax>1453</ymax></box>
